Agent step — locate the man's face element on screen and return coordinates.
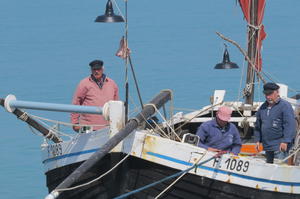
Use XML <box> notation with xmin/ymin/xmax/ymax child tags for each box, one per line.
<box><xmin>216</xmin><ymin>115</ymin><xmax>228</xmax><ymax>128</ymax></box>
<box><xmin>91</xmin><ymin>67</ymin><xmax>103</xmax><ymax>80</ymax></box>
<box><xmin>265</xmin><ymin>90</ymin><xmax>279</xmax><ymax>104</ymax></box>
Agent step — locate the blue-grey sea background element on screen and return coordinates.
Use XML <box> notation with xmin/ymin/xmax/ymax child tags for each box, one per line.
<box><xmin>0</xmin><ymin>0</ymin><xmax>299</xmax><ymax>198</ymax></box>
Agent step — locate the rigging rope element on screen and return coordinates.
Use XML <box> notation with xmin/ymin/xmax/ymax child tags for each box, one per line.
<box><xmin>127</xmin><ymin>93</ymin><xmax>171</xmax><ymax>139</ymax></box>
<box><xmin>28</xmin><ymin>124</ymin><xmax>44</xmax><ymax>136</ymax></box>
<box><xmin>154</xmin><ymin>151</ymin><xmax>207</xmax><ymax>199</ymax></box>
<box><xmin>144</xmin><ymin>103</ymin><xmax>181</xmax><ymax>141</ymax></box>
<box><xmin>280</xmin><ymin>146</ymin><xmax>300</xmax><ymax>164</ymax></box>
<box><xmin>29</xmin><ymin>114</ymin><xmax>107</xmax><ymax>128</ymax></box>
<box><xmin>112</xmin><ymin>0</ymin><xmax>125</xmax><ymax>19</ymax></box>
<box><xmin>262</xmin><ymin>69</ymin><xmax>300</xmax><ymax>94</ymax></box>
<box><xmin>174</xmin><ymin>102</ymin><xmax>223</xmax><ymax>132</ymax></box>
<box><xmin>237</xmin><ymin>27</ymin><xmax>250</xmax><ymax>102</ymax></box>
<box><xmin>28</xmin><ymin>113</ymin><xmax>108</xmax><ymax>139</ymax></box>
<box><xmin>172</xmin><ymin>107</ymin><xmax>198</xmax><ymax>112</ymax></box>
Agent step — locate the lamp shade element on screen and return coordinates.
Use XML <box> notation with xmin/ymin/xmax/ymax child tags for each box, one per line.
<box><xmin>95</xmin><ymin>0</ymin><xmax>124</xmax><ymax>23</ymax></box>
<box><xmin>214</xmin><ymin>48</ymin><xmax>239</xmax><ymax>69</ymax></box>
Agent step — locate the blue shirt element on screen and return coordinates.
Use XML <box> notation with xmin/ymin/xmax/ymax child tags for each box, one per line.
<box><xmin>254</xmin><ymin>98</ymin><xmax>296</xmax><ymax>151</ymax></box>
<box><xmin>196</xmin><ymin>119</ymin><xmax>242</xmax><ymax>154</ymax></box>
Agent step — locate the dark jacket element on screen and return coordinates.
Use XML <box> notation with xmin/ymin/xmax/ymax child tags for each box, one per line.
<box><xmin>254</xmin><ymin>98</ymin><xmax>296</xmax><ymax>151</ymax></box>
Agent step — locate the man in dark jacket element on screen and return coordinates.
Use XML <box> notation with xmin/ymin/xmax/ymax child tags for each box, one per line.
<box><xmin>254</xmin><ymin>82</ymin><xmax>296</xmax><ymax>163</ymax></box>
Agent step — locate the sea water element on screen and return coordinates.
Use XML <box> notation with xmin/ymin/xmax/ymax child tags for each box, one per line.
<box><xmin>0</xmin><ymin>0</ymin><xmax>300</xmax><ymax>198</ymax></box>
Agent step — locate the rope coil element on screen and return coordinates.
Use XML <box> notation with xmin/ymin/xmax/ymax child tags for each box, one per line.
<box><xmin>247</xmin><ymin>23</ymin><xmax>262</xmax><ymax>31</ymax></box>
<box><xmin>18</xmin><ymin>112</ymin><xmax>29</xmax><ymax>121</ymax></box>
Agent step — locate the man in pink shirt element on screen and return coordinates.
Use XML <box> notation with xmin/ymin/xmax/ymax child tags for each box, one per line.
<box><xmin>71</xmin><ymin>60</ymin><xmax>119</xmax><ymax>132</ymax></box>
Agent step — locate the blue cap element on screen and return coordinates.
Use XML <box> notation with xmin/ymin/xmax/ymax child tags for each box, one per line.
<box><xmin>89</xmin><ymin>60</ymin><xmax>103</xmax><ymax>69</ymax></box>
<box><xmin>263</xmin><ymin>82</ymin><xmax>280</xmax><ymax>95</ymax></box>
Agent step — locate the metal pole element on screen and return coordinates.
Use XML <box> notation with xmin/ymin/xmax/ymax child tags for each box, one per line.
<box><xmin>125</xmin><ymin>0</ymin><xmax>144</xmax><ymax>111</ymax></box>
<box><xmin>4</xmin><ymin>95</ymin><xmax>103</xmax><ymax>114</ymax></box>
<box><xmin>124</xmin><ymin>0</ymin><xmax>129</xmax><ymax>123</ymax></box>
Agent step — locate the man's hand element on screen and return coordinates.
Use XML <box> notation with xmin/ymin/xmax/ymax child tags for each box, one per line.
<box><xmin>207</xmin><ymin>147</ymin><xmax>221</xmax><ymax>152</ymax></box>
<box><xmin>255</xmin><ymin>142</ymin><xmax>261</xmax><ymax>152</ymax></box>
<box><xmin>73</xmin><ymin>125</ymin><xmax>80</xmax><ymax>132</ymax></box>
<box><xmin>279</xmin><ymin>143</ymin><xmax>288</xmax><ymax>152</ymax></box>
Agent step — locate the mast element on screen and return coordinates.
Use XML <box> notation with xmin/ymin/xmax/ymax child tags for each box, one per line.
<box><xmin>245</xmin><ymin>0</ymin><xmax>258</xmax><ymax>105</ymax></box>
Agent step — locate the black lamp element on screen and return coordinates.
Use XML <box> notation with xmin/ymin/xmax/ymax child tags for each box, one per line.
<box><xmin>214</xmin><ymin>45</ymin><xmax>239</xmax><ymax>69</ymax></box>
<box><xmin>95</xmin><ymin>0</ymin><xmax>125</xmax><ymax>23</ymax></box>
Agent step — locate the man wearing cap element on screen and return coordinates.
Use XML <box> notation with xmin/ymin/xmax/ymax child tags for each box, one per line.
<box><xmin>196</xmin><ymin>106</ymin><xmax>242</xmax><ymax>155</ymax></box>
<box><xmin>254</xmin><ymin>82</ymin><xmax>296</xmax><ymax>163</ymax></box>
<box><xmin>71</xmin><ymin>60</ymin><xmax>119</xmax><ymax>132</ymax></box>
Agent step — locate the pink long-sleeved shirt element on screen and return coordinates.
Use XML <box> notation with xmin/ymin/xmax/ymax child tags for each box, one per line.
<box><xmin>71</xmin><ymin>76</ymin><xmax>119</xmax><ymax>130</ymax></box>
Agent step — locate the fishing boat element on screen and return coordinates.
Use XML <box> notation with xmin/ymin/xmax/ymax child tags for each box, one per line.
<box><xmin>1</xmin><ymin>0</ymin><xmax>300</xmax><ymax>199</ymax></box>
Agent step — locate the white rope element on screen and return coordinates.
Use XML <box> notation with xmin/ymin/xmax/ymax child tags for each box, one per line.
<box><xmin>229</xmin><ymin>104</ymin><xmax>245</xmax><ymax>117</ymax></box>
<box><xmin>257</xmin><ymin>78</ymin><xmax>262</xmax><ymax>102</ymax></box>
<box><xmin>174</xmin><ymin>102</ymin><xmax>223</xmax><ymax>132</ymax></box>
<box><xmin>146</xmin><ymin>117</ymin><xmax>171</xmax><ymax>139</ymax></box>
<box><xmin>237</xmin><ymin>29</ymin><xmax>248</xmax><ymax>102</ymax></box>
<box><xmin>145</xmin><ymin>126</ymin><xmax>170</xmax><ymax>139</ymax></box>
<box><xmin>27</xmin><ymin>113</ymin><xmax>109</xmax><ymax>139</ymax></box>
<box><xmin>28</xmin><ymin>124</ymin><xmax>43</xmax><ymax>136</ymax></box>
<box><xmin>55</xmin><ymin>152</ymin><xmax>131</xmax><ymax>192</ymax></box>
<box><xmin>128</xmin><ymin>94</ymin><xmax>142</xmax><ymax>116</ymax></box>
<box><xmin>127</xmin><ymin>95</ymin><xmax>172</xmax><ymax>139</ymax></box>
<box><xmin>145</xmin><ymin>104</ymin><xmax>181</xmax><ymax>141</ymax></box>
<box><xmin>29</xmin><ymin>114</ymin><xmax>108</xmax><ymax>128</ymax></box>
<box><xmin>151</xmin><ymin>104</ymin><xmax>181</xmax><ymax>141</ymax></box>
<box><xmin>247</xmin><ymin>23</ymin><xmax>262</xmax><ymax>31</ymax></box>
<box><xmin>136</xmin><ymin>104</ymin><xmax>171</xmax><ymax>139</ymax></box>
<box><xmin>237</xmin><ymin>53</ymin><xmax>247</xmax><ymax>101</ymax></box>
<box><xmin>154</xmin><ymin>151</ymin><xmax>207</xmax><ymax>199</ymax></box>
<box><xmin>172</xmin><ymin>107</ymin><xmax>198</xmax><ymax>112</ymax></box>
<box><xmin>112</xmin><ymin>0</ymin><xmax>125</xmax><ymax>20</ymax></box>
<box><xmin>262</xmin><ymin>69</ymin><xmax>300</xmax><ymax>93</ymax></box>
<box><xmin>26</xmin><ymin>119</ymin><xmax>65</xmax><ymax>142</ymax></box>
<box><xmin>29</xmin><ymin>116</ymin><xmax>74</xmax><ymax>138</ymax></box>
<box><xmin>279</xmin><ymin>147</ymin><xmax>300</xmax><ymax>164</ymax></box>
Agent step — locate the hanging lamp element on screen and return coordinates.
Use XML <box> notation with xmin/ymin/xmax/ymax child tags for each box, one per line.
<box><xmin>95</xmin><ymin>0</ymin><xmax>125</xmax><ymax>23</ymax></box>
<box><xmin>214</xmin><ymin>45</ymin><xmax>239</xmax><ymax>69</ymax></box>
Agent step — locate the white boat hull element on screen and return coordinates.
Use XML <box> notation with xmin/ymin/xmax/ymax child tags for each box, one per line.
<box><xmin>42</xmin><ymin>129</ymin><xmax>300</xmax><ymax>198</ymax></box>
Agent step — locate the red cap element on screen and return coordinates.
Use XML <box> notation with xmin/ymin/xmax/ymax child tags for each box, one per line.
<box><xmin>217</xmin><ymin>106</ymin><xmax>232</xmax><ymax>121</ymax></box>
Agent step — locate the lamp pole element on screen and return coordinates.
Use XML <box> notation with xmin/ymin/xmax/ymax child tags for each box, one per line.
<box><xmin>124</xmin><ymin>0</ymin><xmax>129</xmax><ymax>123</ymax></box>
